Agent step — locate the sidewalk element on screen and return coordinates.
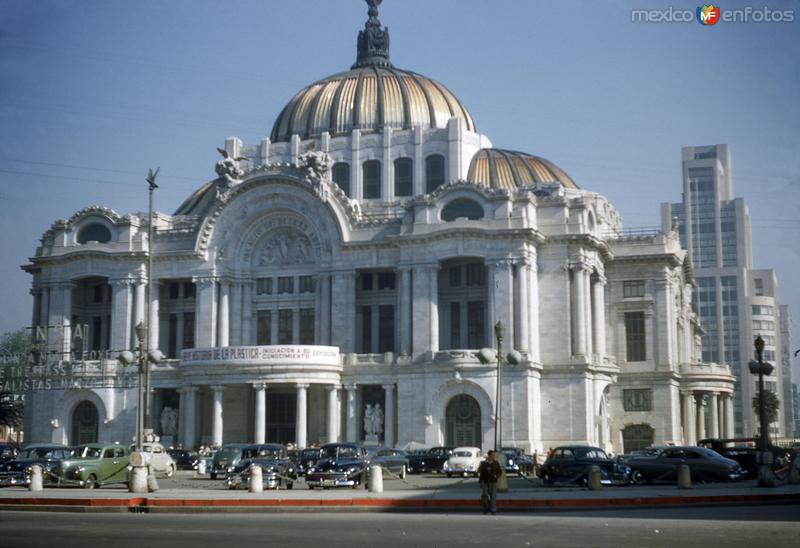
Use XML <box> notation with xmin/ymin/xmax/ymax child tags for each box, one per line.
<box><xmin>2</xmin><ymin>480</ymin><xmax>799</xmax><ymax>513</ymax></box>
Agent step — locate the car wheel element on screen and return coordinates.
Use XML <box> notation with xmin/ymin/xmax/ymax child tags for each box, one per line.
<box><xmin>84</xmin><ymin>474</ymin><xmax>97</xmax><ymax>489</ymax></box>
<box><xmin>542</xmin><ymin>472</ymin><xmax>553</xmax><ymax>485</ymax></box>
<box><xmin>165</xmin><ymin>465</ymin><xmax>174</xmax><ymax>478</ymax></box>
<box><xmin>630</xmin><ymin>469</ymin><xmax>647</xmax><ymax>485</ymax></box>
<box><xmin>210</xmin><ymin>472</ymin><xmax>217</xmax><ymax>480</ymax></box>
<box><xmin>400</xmin><ymin>465</ymin><xmax>407</xmax><ymax>480</ymax></box>
<box><xmin>286</xmin><ymin>481</ymin><xmax>294</xmax><ymax>490</ymax></box>
<box><xmin>579</xmin><ymin>475</ymin><xmax>589</xmax><ymax>487</ymax></box>
<box><xmin>308</xmin><ymin>484</ymin><xmax>315</xmax><ymax>490</ymax></box>
<box><xmin>446</xmin><ymin>473</ymin><xmax>452</xmax><ymax>478</ymax></box>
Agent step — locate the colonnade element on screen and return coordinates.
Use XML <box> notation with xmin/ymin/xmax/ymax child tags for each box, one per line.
<box><xmin>680</xmin><ymin>390</ymin><xmax>735</xmax><ymax>445</ymax></box>
<box><xmin>570</xmin><ymin>264</ymin><xmax>606</xmax><ymax>359</ymax></box>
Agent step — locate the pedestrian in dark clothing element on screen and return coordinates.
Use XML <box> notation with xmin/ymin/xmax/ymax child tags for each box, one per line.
<box><xmin>478</xmin><ymin>450</ymin><xmax>502</xmax><ymax>515</ymax></box>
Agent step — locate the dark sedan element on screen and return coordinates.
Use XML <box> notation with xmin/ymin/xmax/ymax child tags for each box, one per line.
<box><xmin>305</xmin><ymin>443</ymin><xmax>367</xmax><ymax>489</ymax></box>
<box><xmin>209</xmin><ymin>443</ymin><xmax>250</xmax><ymax>479</ymax></box>
<box><xmin>0</xmin><ymin>444</ymin><xmax>19</xmax><ymax>464</ymax></box>
<box><xmin>539</xmin><ymin>446</ymin><xmax>630</xmax><ymax>486</ymax></box>
<box><xmin>407</xmin><ymin>446</ymin><xmax>453</xmax><ymax>474</ymax></box>
<box><xmin>167</xmin><ymin>449</ymin><xmax>199</xmax><ymax>471</ymax></box>
<box><xmin>366</xmin><ymin>447</ymin><xmax>409</xmax><ymax>479</ymax></box>
<box><xmin>296</xmin><ymin>447</ymin><xmax>325</xmax><ymax>476</ymax></box>
<box><xmin>224</xmin><ymin>444</ymin><xmax>297</xmax><ymax>490</ymax></box>
<box><xmin>0</xmin><ymin>444</ymin><xmax>72</xmax><ymax>486</ymax></box>
<box><xmin>626</xmin><ymin>446</ymin><xmax>745</xmax><ymax>484</ymax></box>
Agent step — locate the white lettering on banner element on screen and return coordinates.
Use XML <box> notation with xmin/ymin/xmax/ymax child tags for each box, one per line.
<box><xmin>181</xmin><ymin>345</ymin><xmax>340</xmax><ymax>366</ymax></box>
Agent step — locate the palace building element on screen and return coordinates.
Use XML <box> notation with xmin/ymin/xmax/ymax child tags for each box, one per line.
<box><xmin>23</xmin><ymin>1</ymin><xmax>735</xmax><ymax>454</ymax></box>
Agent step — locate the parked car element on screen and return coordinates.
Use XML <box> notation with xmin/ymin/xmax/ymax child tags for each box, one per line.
<box><xmin>167</xmin><ymin>449</ymin><xmax>199</xmax><ymax>471</ymax></box>
<box><xmin>697</xmin><ymin>438</ymin><xmax>787</xmax><ymax>478</ymax></box>
<box><xmin>366</xmin><ymin>447</ymin><xmax>409</xmax><ymax>479</ymax></box>
<box><xmin>224</xmin><ymin>444</ymin><xmax>297</xmax><ymax>490</ymax></box>
<box><xmin>0</xmin><ymin>443</ymin><xmax>19</xmax><ymax>464</ymax></box>
<box><xmin>305</xmin><ymin>443</ymin><xmax>368</xmax><ymax>489</ymax></box>
<box><xmin>210</xmin><ymin>443</ymin><xmax>250</xmax><ymax>480</ymax></box>
<box><xmin>130</xmin><ymin>442</ymin><xmax>175</xmax><ymax>477</ymax></box>
<box><xmin>539</xmin><ymin>446</ymin><xmax>630</xmax><ymax>486</ymax></box>
<box><xmin>59</xmin><ymin>443</ymin><xmax>131</xmax><ymax>488</ymax></box>
<box><xmin>407</xmin><ymin>446</ymin><xmax>453</xmax><ymax>474</ymax></box>
<box><xmin>296</xmin><ymin>447</ymin><xmax>325</xmax><ymax>476</ymax></box>
<box><xmin>443</xmin><ymin>447</ymin><xmax>483</xmax><ymax>478</ymax></box>
<box><xmin>500</xmin><ymin>447</ymin><xmax>526</xmax><ymax>477</ymax></box>
<box><xmin>626</xmin><ymin>446</ymin><xmax>745</xmax><ymax>484</ymax></box>
<box><xmin>0</xmin><ymin>444</ymin><xmax>71</xmax><ymax>487</ymax></box>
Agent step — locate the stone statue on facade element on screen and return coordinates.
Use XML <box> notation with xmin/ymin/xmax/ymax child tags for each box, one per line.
<box><xmin>371</xmin><ymin>403</ymin><xmax>384</xmax><ymax>436</ymax></box>
<box><xmin>297</xmin><ymin>141</ymin><xmax>332</xmax><ymax>179</ymax></box>
<box><xmin>215</xmin><ymin>147</ymin><xmax>247</xmax><ymax>184</ymax></box>
<box><xmin>363</xmin><ymin>403</ymin><xmax>384</xmax><ymax>441</ymax></box>
<box><xmin>159</xmin><ymin>406</ymin><xmax>178</xmax><ymax>437</ymax></box>
<box><xmin>258</xmin><ymin>229</ymin><xmax>314</xmax><ymax>266</ymax></box>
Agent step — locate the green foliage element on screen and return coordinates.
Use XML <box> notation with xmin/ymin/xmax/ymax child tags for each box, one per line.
<box><xmin>752</xmin><ymin>389</ymin><xmax>780</xmax><ymax>424</ymax></box>
<box><xmin>0</xmin><ymin>328</ymin><xmax>29</xmax><ymax>355</ymax></box>
<box><xmin>0</xmin><ymin>392</ymin><xmax>23</xmax><ymax>429</ymax></box>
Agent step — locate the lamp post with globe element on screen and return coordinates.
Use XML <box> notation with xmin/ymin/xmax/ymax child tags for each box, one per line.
<box><xmin>748</xmin><ymin>335</ymin><xmax>776</xmax><ymax>487</ymax></box>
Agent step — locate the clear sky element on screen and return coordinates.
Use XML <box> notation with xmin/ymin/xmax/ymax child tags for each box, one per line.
<box><xmin>1</xmin><ymin>0</ymin><xmax>798</xmax><ymax>355</ymax></box>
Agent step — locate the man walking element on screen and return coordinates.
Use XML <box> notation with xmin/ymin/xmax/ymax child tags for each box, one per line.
<box><xmin>478</xmin><ymin>450</ymin><xmax>502</xmax><ymax>515</ymax></box>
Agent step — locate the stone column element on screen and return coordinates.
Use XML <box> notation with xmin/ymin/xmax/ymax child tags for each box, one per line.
<box><xmin>327</xmin><ymin>385</ymin><xmax>339</xmax><ymax>443</ymax></box>
<box><xmin>241</xmin><ymin>282</ymin><xmax>253</xmax><ymax>346</ymax></box>
<box><xmin>194</xmin><ymin>277</ymin><xmax>217</xmax><ymax>348</ymax></box>
<box><xmin>527</xmin><ymin>261</ymin><xmax>541</xmax><ymax>363</ymax></box>
<box><xmin>592</xmin><ymin>276</ymin><xmax>606</xmax><ymax>359</ymax></box>
<box><xmin>573</xmin><ymin>266</ymin><xmax>587</xmax><ymax>357</ymax></box>
<box><xmin>183</xmin><ymin>387</ymin><xmax>198</xmax><ymax>449</ymax></box>
<box><xmin>696</xmin><ymin>394</ymin><xmax>706</xmax><ymax>441</ymax></box>
<box><xmin>254</xmin><ymin>383</ymin><xmax>266</xmax><ymax>444</ymax></box>
<box><xmin>491</xmin><ymin>260</ymin><xmax>514</xmax><ymax>346</ymax></box>
<box><xmin>398</xmin><ymin>267</ymin><xmax>412</xmax><ymax>356</ymax></box>
<box><xmin>331</xmin><ymin>272</ymin><xmax>356</xmax><ymax>353</ymax></box>
<box><xmin>60</xmin><ymin>282</ymin><xmax>74</xmax><ymax>356</ymax></box>
<box><xmin>211</xmin><ymin>385</ymin><xmax>224</xmax><ymax>446</ymax></box>
<box><xmin>295</xmin><ymin>383</ymin><xmax>309</xmax><ymax>448</ymax></box>
<box><xmin>724</xmin><ymin>394</ymin><xmax>735</xmax><ymax>438</ymax></box>
<box><xmin>383</xmin><ymin>384</ymin><xmax>395</xmax><ymax>447</ymax></box>
<box><xmin>681</xmin><ymin>391</ymin><xmax>696</xmax><ymax>445</ymax></box>
<box><xmin>345</xmin><ymin>384</ymin><xmax>357</xmax><ymax>442</ymax></box>
<box><xmin>515</xmin><ymin>261</ymin><xmax>530</xmax><ymax>352</ymax></box>
<box><xmin>134</xmin><ymin>277</ymin><xmax>146</xmax><ymax>330</ymax></box>
<box><xmin>319</xmin><ymin>274</ymin><xmax>331</xmax><ymax>345</ymax></box>
<box><xmin>149</xmin><ymin>281</ymin><xmax>160</xmax><ymax>351</ymax></box>
<box><xmin>486</xmin><ymin>262</ymin><xmax>496</xmax><ymax>344</ymax></box>
<box><xmin>708</xmin><ymin>392</ymin><xmax>720</xmax><ymax>439</ymax></box>
<box><xmin>411</xmin><ymin>264</ymin><xmax>439</xmax><ymax>355</ymax></box>
<box><xmin>229</xmin><ymin>281</ymin><xmax>242</xmax><ymax>346</ymax></box>
<box><xmin>110</xmin><ymin>279</ymin><xmax>132</xmax><ymax>352</ymax></box>
<box><xmin>218</xmin><ymin>281</ymin><xmax>230</xmax><ymax>347</ymax></box>
<box><xmin>178</xmin><ymin>388</ymin><xmax>186</xmax><ymax>447</ymax></box>
<box><xmin>292</xmin><ymin>307</ymin><xmax>301</xmax><ymax>345</ymax></box>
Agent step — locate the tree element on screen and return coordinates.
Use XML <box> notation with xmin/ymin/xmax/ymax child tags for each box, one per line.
<box><xmin>0</xmin><ymin>329</ymin><xmax>28</xmax><ymax>432</ymax></box>
<box><xmin>0</xmin><ymin>328</ymin><xmax>29</xmax><ymax>355</ymax></box>
<box><xmin>752</xmin><ymin>389</ymin><xmax>780</xmax><ymax>424</ymax></box>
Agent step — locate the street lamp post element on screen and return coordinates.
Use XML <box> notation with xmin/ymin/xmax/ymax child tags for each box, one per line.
<box><xmin>749</xmin><ymin>335</ymin><xmax>775</xmax><ymax>487</ymax></box>
<box><xmin>143</xmin><ymin>168</ymin><xmax>159</xmax><ymax>434</ymax></box>
<box><xmin>494</xmin><ymin>321</ymin><xmax>505</xmax><ymax>452</ymax></box>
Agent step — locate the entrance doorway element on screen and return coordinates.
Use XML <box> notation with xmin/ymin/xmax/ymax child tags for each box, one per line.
<box><xmin>445</xmin><ymin>394</ymin><xmax>481</xmax><ymax>447</ymax></box>
<box><xmin>71</xmin><ymin>401</ymin><xmax>99</xmax><ymax>445</ymax></box>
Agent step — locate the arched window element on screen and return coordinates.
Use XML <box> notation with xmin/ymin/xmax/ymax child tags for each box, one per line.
<box><xmin>425</xmin><ymin>154</ymin><xmax>445</xmax><ymax>193</ymax></box>
<box><xmin>71</xmin><ymin>401</ymin><xmax>99</xmax><ymax>445</ymax></box>
<box><xmin>363</xmin><ymin>160</ymin><xmax>381</xmax><ymax>199</ymax></box>
<box><xmin>441</xmin><ymin>198</ymin><xmax>484</xmax><ymax>221</ymax></box>
<box><xmin>394</xmin><ymin>157</ymin><xmax>413</xmax><ymax>197</ymax></box>
<box><xmin>332</xmin><ymin>162</ymin><xmax>350</xmax><ymax>197</ymax></box>
<box><xmin>77</xmin><ymin>223</ymin><xmax>111</xmax><ymax>244</ymax></box>
<box><xmin>445</xmin><ymin>394</ymin><xmax>481</xmax><ymax>447</ymax></box>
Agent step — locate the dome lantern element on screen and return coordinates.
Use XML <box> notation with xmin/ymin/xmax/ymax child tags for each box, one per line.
<box><xmin>353</xmin><ymin>0</ymin><xmax>393</xmax><ymax>69</ymax></box>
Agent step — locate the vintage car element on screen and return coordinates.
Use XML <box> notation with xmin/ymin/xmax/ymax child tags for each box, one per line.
<box><xmin>296</xmin><ymin>447</ymin><xmax>325</xmax><ymax>476</ymax></box>
<box><xmin>443</xmin><ymin>446</ymin><xmax>483</xmax><ymax>478</ymax></box>
<box><xmin>167</xmin><ymin>449</ymin><xmax>199</xmax><ymax>471</ymax></box>
<box><xmin>59</xmin><ymin>443</ymin><xmax>131</xmax><ymax>488</ymax></box>
<box><xmin>305</xmin><ymin>443</ymin><xmax>368</xmax><ymax>489</ymax></box>
<box><xmin>130</xmin><ymin>442</ymin><xmax>175</xmax><ymax>477</ymax></box>
<box><xmin>210</xmin><ymin>443</ymin><xmax>250</xmax><ymax>479</ymax></box>
<box><xmin>0</xmin><ymin>443</ymin><xmax>19</xmax><ymax>464</ymax></box>
<box><xmin>224</xmin><ymin>444</ymin><xmax>297</xmax><ymax>490</ymax></box>
<box><xmin>626</xmin><ymin>446</ymin><xmax>745</xmax><ymax>484</ymax></box>
<box><xmin>539</xmin><ymin>446</ymin><xmax>630</xmax><ymax>486</ymax></box>
<box><xmin>0</xmin><ymin>444</ymin><xmax>71</xmax><ymax>487</ymax></box>
<box><xmin>500</xmin><ymin>447</ymin><xmax>527</xmax><ymax>477</ymax></box>
<box><xmin>407</xmin><ymin>446</ymin><xmax>454</xmax><ymax>474</ymax></box>
<box><xmin>366</xmin><ymin>447</ymin><xmax>409</xmax><ymax>479</ymax></box>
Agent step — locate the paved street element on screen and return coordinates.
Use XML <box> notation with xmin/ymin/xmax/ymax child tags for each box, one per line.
<box><xmin>1</xmin><ymin>505</ymin><xmax>798</xmax><ymax>548</ymax></box>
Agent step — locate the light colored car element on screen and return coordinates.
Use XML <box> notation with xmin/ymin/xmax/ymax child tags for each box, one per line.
<box><xmin>443</xmin><ymin>446</ymin><xmax>483</xmax><ymax>477</ymax></box>
<box><xmin>130</xmin><ymin>442</ymin><xmax>175</xmax><ymax>478</ymax></box>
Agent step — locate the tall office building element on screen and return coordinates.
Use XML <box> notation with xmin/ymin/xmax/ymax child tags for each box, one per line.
<box><xmin>780</xmin><ymin>305</ymin><xmax>797</xmax><ymax>437</ymax></box>
<box><xmin>662</xmin><ymin>145</ymin><xmax>785</xmax><ymax>438</ymax></box>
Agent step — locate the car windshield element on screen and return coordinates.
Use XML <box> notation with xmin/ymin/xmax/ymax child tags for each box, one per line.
<box><xmin>575</xmin><ymin>448</ymin><xmax>608</xmax><ymax>460</ymax></box>
<box><xmin>454</xmin><ymin>451</ymin><xmax>473</xmax><ymax>457</ymax></box>
<box><xmin>1</xmin><ymin>447</ymin><xmax>15</xmax><ymax>458</ymax></box>
<box><xmin>245</xmin><ymin>448</ymin><xmax>281</xmax><ymax>459</ymax></box>
<box><xmin>217</xmin><ymin>447</ymin><xmax>242</xmax><ymax>460</ymax></box>
<box><xmin>301</xmin><ymin>449</ymin><xmax>320</xmax><ymax>459</ymax></box>
<box><xmin>73</xmin><ymin>446</ymin><xmax>102</xmax><ymax>459</ymax></box>
<box><xmin>322</xmin><ymin>446</ymin><xmax>358</xmax><ymax>459</ymax></box>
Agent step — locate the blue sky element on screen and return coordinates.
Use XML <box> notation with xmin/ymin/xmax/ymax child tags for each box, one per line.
<box><xmin>1</xmin><ymin>0</ymin><xmax>798</xmax><ymax>354</ymax></box>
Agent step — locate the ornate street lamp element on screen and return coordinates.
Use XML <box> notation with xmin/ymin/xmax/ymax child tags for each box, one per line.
<box><xmin>143</xmin><ymin>167</ymin><xmax>159</xmax><ymax>433</ymax></box>
<box><xmin>478</xmin><ymin>321</ymin><xmax>522</xmax><ymax>452</ymax></box>
<box><xmin>748</xmin><ymin>335</ymin><xmax>775</xmax><ymax>487</ymax></box>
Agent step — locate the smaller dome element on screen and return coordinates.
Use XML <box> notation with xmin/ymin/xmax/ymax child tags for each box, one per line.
<box><xmin>468</xmin><ymin>148</ymin><xmax>579</xmax><ymax>190</ymax></box>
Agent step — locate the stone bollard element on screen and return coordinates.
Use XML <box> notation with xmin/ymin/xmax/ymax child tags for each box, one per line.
<box><xmin>497</xmin><ymin>467</ymin><xmax>509</xmax><ymax>493</ymax></box>
<box><xmin>198</xmin><ymin>459</ymin><xmax>207</xmax><ymax>476</ymax></box>
<box><xmin>147</xmin><ymin>473</ymin><xmax>159</xmax><ymax>493</ymax></box>
<box><xmin>677</xmin><ymin>464</ymin><xmax>692</xmax><ymax>489</ymax></box>
<box><xmin>249</xmin><ymin>464</ymin><xmax>263</xmax><ymax>493</ymax></box>
<box><xmin>588</xmin><ymin>466</ymin><xmax>603</xmax><ymax>490</ymax></box>
<box><xmin>129</xmin><ymin>467</ymin><xmax>148</xmax><ymax>493</ymax></box>
<box><xmin>368</xmin><ymin>465</ymin><xmax>383</xmax><ymax>493</ymax></box>
<box><xmin>28</xmin><ymin>464</ymin><xmax>43</xmax><ymax>491</ymax></box>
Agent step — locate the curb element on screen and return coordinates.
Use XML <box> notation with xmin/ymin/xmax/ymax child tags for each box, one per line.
<box><xmin>2</xmin><ymin>493</ymin><xmax>799</xmax><ymax>513</ymax></box>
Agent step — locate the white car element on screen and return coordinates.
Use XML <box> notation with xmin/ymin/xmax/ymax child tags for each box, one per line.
<box><xmin>130</xmin><ymin>443</ymin><xmax>176</xmax><ymax>478</ymax></box>
<box><xmin>443</xmin><ymin>446</ymin><xmax>483</xmax><ymax>478</ymax></box>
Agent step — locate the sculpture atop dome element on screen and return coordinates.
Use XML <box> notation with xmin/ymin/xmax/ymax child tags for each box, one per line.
<box><xmin>215</xmin><ymin>147</ymin><xmax>247</xmax><ymax>184</ymax></box>
<box><xmin>353</xmin><ymin>0</ymin><xmax>392</xmax><ymax>68</ymax></box>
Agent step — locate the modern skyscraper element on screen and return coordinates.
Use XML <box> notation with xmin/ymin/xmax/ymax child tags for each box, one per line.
<box><xmin>662</xmin><ymin>145</ymin><xmax>785</xmax><ymax>438</ymax></box>
<box><xmin>779</xmin><ymin>305</ymin><xmax>797</xmax><ymax>437</ymax></box>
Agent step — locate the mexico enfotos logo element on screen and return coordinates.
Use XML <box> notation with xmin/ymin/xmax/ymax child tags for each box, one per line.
<box><xmin>632</xmin><ymin>4</ymin><xmax>795</xmax><ymax>23</ymax></box>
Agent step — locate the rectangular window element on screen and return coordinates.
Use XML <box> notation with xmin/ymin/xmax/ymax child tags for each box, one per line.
<box><xmin>299</xmin><ymin>276</ymin><xmax>315</xmax><ymax>294</ymax></box>
<box><xmin>449</xmin><ymin>266</ymin><xmax>462</xmax><ymax>287</ymax></box>
<box><xmin>169</xmin><ymin>282</ymin><xmax>180</xmax><ymax>300</ymax></box>
<box><xmin>183</xmin><ymin>282</ymin><xmax>196</xmax><ymax>299</ymax></box>
<box><xmin>168</xmin><ymin>314</ymin><xmax>178</xmax><ymax>358</ymax></box>
<box><xmin>623</xmin><ymin>280</ymin><xmax>645</xmax><ymax>298</ymax></box>
<box><xmin>465</xmin><ymin>263</ymin><xmax>485</xmax><ymax>286</ymax></box>
<box><xmin>378</xmin><ymin>305</ymin><xmax>395</xmax><ymax>353</ymax></box>
<box><xmin>91</xmin><ymin>316</ymin><xmax>102</xmax><ymax>351</ymax></box>
<box><xmin>363</xmin><ymin>160</ymin><xmax>381</xmax><ymax>199</ymax></box>
<box><xmin>394</xmin><ymin>157</ymin><xmax>413</xmax><ymax>197</ymax></box>
<box><xmin>377</xmin><ymin>272</ymin><xmax>396</xmax><ymax>290</ymax></box>
<box><xmin>299</xmin><ymin>308</ymin><xmax>315</xmax><ymax>345</ymax></box>
<box><xmin>277</xmin><ymin>277</ymin><xmax>294</xmax><ymax>294</ymax></box>
<box><xmin>257</xmin><ymin>278</ymin><xmax>273</xmax><ymax>295</ymax></box>
<box><xmin>450</xmin><ymin>302</ymin><xmax>461</xmax><ymax>349</ymax></box>
<box><xmin>332</xmin><ymin>162</ymin><xmax>350</xmax><ymax>197</ymax></box>
<box><xmin>93</xmin><ymin>284</ymin><xmax>105</xmax><ymax>303</ymax></box>
<box><xmin>467</xmin><ymin>301</ymin><xmax>485</xmax><ymax>348</ymax></box>
<box><xmin>182</xmin><ymin>312</ymin><xmax>195</xmax><ymax>350</ymax></box>
<box><xmin>257</xmin><ymin>310</ymin><xmax>272</xmax><ymax>345</ymax></box>
<box><xmin>623</xmin><ymin>389</ymin><xmax>653</xmax><ymax>412</ymax></box>
<box><xmin>625</xmin><ymin>312</ymin><xmax>646</xmax><ymax>361</ymax></box>
<box><xmin>754</xmin><ymin>278</ymin><xmax>764</xmax><ymax>296</ymax></box>
<box><xmin>361</xmin><ymin>273</ymin><xmax>373</xmax><ymax>291</ymax></box>
<box><xmin>361</xmin><ymin>306</ymin><xmax>372</xmax><ymax>353</ymax></box>
<box><xmin>278</xmin><ymin>309</ymin><xmax>293</xmax><ymax>344</ymax></box>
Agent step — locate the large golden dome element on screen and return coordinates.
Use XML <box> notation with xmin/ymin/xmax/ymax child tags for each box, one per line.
<box><xmin>468</xmin><ymin>149</ymin><xmax>580</xmax><ymax>190</ymax></box>
<box><xmin>270</xmin><ymin>1</ymin><xmax>475</xmax><ymax>143</ymax></box>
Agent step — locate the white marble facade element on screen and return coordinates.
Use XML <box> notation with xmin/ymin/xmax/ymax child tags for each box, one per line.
<box><xmin>22</xmin><ymin>3</ymin><xmax>734</xmax><ymax>455</ymax></box>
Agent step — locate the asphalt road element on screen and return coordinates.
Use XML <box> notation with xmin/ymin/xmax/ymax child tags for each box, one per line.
<box><xmin>1</xmin><ymin>505</ymin><xmax>798</xmax><ymax>548</ymax></box>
